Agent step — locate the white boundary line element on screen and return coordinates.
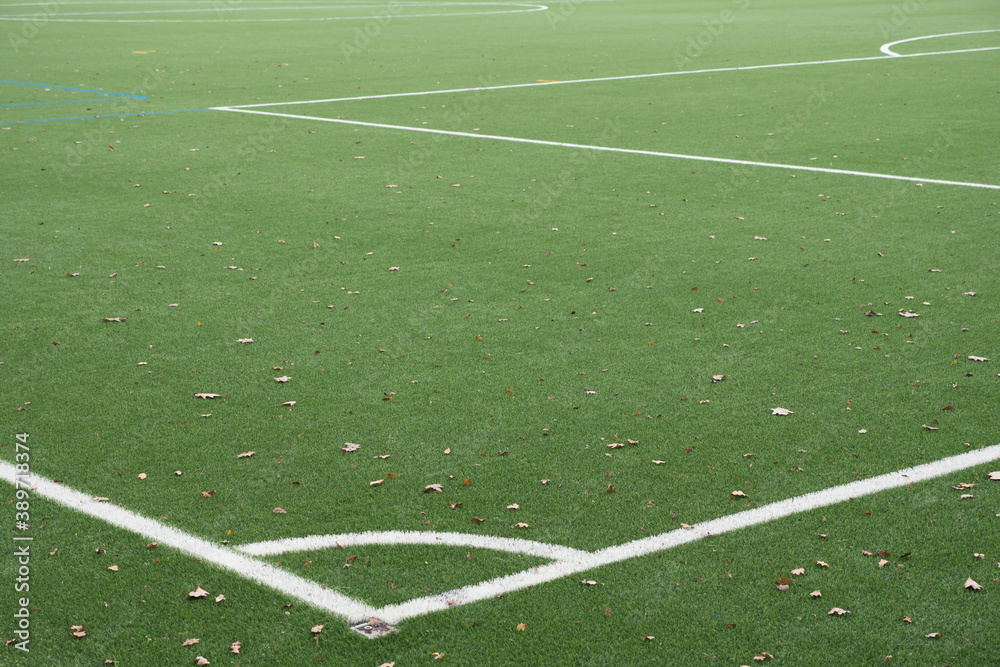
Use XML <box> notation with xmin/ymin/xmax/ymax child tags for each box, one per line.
<box><xmin>211</xmin><ymin>107</ymin><xmax>1000</xmax><ymax>190</ymax></box>
<box><xmin>881</xmin><ymin>28</ymin><xmax>1000</xmax><ymax>56</ymax></box>
<box><xmin>221</xmin><ymin>45</ymin><xmax>1000</xmax><ymax>109</ymax></box>
<box><xmin>4</xmin><ymin>445</ymin><xmax>998</xmax><ymax>626</ymax></box>
<box><xmin>0</xmin><ymin>1</ymin><xmax>548</xmax><ymax>22</ymax></box>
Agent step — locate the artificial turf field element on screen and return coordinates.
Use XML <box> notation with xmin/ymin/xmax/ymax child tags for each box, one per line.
<box><xmin>2</xmin><ymin>0</ymin><xmax>1000</xmax><ymax>664</ymax></box>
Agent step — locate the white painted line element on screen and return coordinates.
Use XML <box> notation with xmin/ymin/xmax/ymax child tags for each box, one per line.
<box><xmin>3</xmin><ymin>445</ymin><xmax>997</xmax><ymax>626</ymax></box>
<box><xmin>880</xmin><ymin>28</ymin><xmax>1000</xmax><ymax>56</ymax></box>
<box><xmin>238</xmin><ymin>530</ymin><xmax>590</xmax><ymax>561</ymax></box>
<box><xmin>221</xmin><ymin>45</ymin><xmax>999</xmax><ymax>109</ymax></box>
<box><xmin>0</xmin><ymin>461</ymin><xmax>374</xmax><ymax>622</ymax></box>
<box><xmin>370</xmin><ymin>444</ymin><xmax>1000</xmax><ymax>624</ymax></box>
<box><xmin>0</xmin><ymin>1</ymin><xmax>548</xmax><ymax>22</ymax></box>
<box><xmin>212</xmin><ymin>106</ymin><xmax>1000</xmax><ymax>191</ymax></box>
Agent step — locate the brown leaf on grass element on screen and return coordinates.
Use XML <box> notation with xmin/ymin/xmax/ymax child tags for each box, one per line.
<box><xmin>188</xmin><ymin>587</ymin><xmax>209</xmax><ymax>598</ymax></box>
<box><xmin>424</xmin><ymin>484</ymin><xmax>443</xmax><ymax>493</ymax></box>
<box><xmin>711</xmin><ymin>374</ymin><xmax>726</xmax><ymax>382</ymax></box>
<box><xmin>448</xmin><ymin>502</ymin><xmax>463</xmax><ymax>509</ymax></box>
<box><xmin>230</xmin><ymin>642</ymin><xmax>241</xmax><ymax>654</ymax></box>
<box><xmin>181</xmin><ymin>638</ymin><xmax>199</xmax><ymax>646</ymax></box>
<box><xmin>137</xmin><ymin>473</ymin><xmax>147</xmax><ymax>480</ymax></box>
<box><xmin>272</xmin><ymin>507</ymin><xmax>287</xmax><ymax>514</ymax></box>
<box><xmin>236</xmin><ymin>451</ymin><xmax>255</xmax><ymax>459</ymax></box>
<box><xmin>215</xmin><ymin>594</ymin><xmax>225</xmax><ymax>603</ymax></box>
<box><xmin>952</xmin><ymin>482</ymin><xmax>974</xmax><ymax>490</ymax></box>
<box><xmin>108</xmin><ymin>565</ymin><xmax>119</xmax><ymax>572</ymax></box>
<box><xmin>470</xmin><ymin>517</ymin><xmax>484</xmax><ymax>523</ymax></box>
<box><xmin>514</xmin><ymin>522</ymin><xmax>530</xmax><ymax>528</ymax></box>
<box><xmin>827</xmin><ymin>607</ymin><xmax>850</xmax><ymax>615</ymax></box>
<box><xmin>102</xmin><ymin>317</ymin><xmax>126</xmax><ymax>322</ymax></box>
<box><xmin>652</xmin><ymin>460</ymin><xmax>665</xmax><ymax>465</ymax></box>
<box><xmin>968</xmin><ymin>355</ymin><xmax>989</xmax><ymax>362</ymax></box>
<box><xmin>989</xmin><ymin>471</ymin><xmax>1000</xmax><ymax>481</ymax></box>
<box><xmin>516</xmin><ymin>623</ymin><xmax>527</xmax><ymax>631</ymax></box>
<box><xmin>274</xmin><ymin>375</ymin><xmax>291</xmax><ymax>382</ymax></box>
<box><xmin>71</xmin><ymin>629</ymin><xmax>87</xmax><ymax>638</ymax></box>
<box><xmin>775</xmin><ymin>583</ymin><xmax>789</xmax><ymax>591</ymax></box>
<box><xmin>147</xmin><ymin>542</ymin><xmax>157</xmax><ymax>549</ymax></box>
<box><xmin>606</xmin><ymin>442</ymin><xmax>625</xmax><ymax>449</ymax></box>
<box><xmin>815</xmin><ymin>561</ymin><xmax>830</xmax><ymax>568</ymax></box>
<box><xmin>201</xmin><ymin>489</ymin><xmax>216</xmax><ymax>498</ymax></box>
<box><xmin>93</xmin><ymin>497</ymin><xmax>110</xmax><ymax>502</ymax></box>
<box><xmin>506</xmin><ymin>503</ymin><xmax>520</xmax><ymax>510</ymax></box>
<box><xmin>903</xmin><ymin>616</ymin><xmax>912</xmax><ymax>623</ymax></box>
<box><xmin>643</xmin><ymin>636</ymin><xmax>655</xmax><ymax>641</ymax></box>
<box><xmin>921</xmin><ymin>424</ymin><xmax>939</xmax><ymax>431</ymax></box>
<box><xmin>196</xmin><ymin>658</ymin><xmax>210</xmax><ymax>666</ymax></box>
<box><xmin>771</xmin><ymin>407</ymin><xmax>793</xmax><ymax>416</ymax></box>
<box><xmin>194</xmin><ymin>393</ymin><xmax>220</xmax><ymax>399</ymax></box>
<box><xmin>960</xmin><ymin>494</ymin><xmax>974</xmax><ymax>499</ymax></box>
<box><xmin>810</xmin><ymin>590</ymin><xmax>822</xmax><ymax>598</ymax></box>
<box><xmin>925</xmin><ymin>632</ymin><xmax>942</xmax><ymax>638</ymax></box>
<box><xmin>341</xmin><ymin>443</ymin><xmax>361</xmax><ymax>453</ymax></box>
<box><xmin>897</xmin><ymin>311</ymin><xmax>920</xmax><ymax>318</ymax></box>
<box><xmin>753</xmin><ymin>652</ymin><xmax>774</xmax><ymax>661</ymax></box>
<box><xmin>581</xmin><ymin>580</ymin><xmax>597</xmax><ymax>586</ymax></box>
<box><xmin>878</xmin><ymin>559</ymin><xmax>890</xmax><ymax>568</ymax></box>
<box><xmin>791</xmin><ymin>568</ymin><xmax>805</xmax><ymax>576</ymax></box>
<box><xmin>731</xmin><ymin>490</ymin><xmax>748</xmax><ymax>497</ymax></box>
<box><xmin>369</xmin><ymin>479</ymin><xmax>384</xmax><ymax>487</ymax></box>
<box><xmin>964</xmin><ymin>577</ymin><xmax>982</xmax><ymax>590</ymax></box>
<box><xmin>311</xmin><ymin>625</ymin><xmax>323</xmax><ymax>634</ymax></box>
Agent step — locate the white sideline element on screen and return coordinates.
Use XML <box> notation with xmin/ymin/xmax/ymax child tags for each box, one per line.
<box><xmin>0</xmin><ymin>461</ymin><xmax>373</xmax><ymax>621</ymax></box>
<box><xmin>370</xmin><ymin>444</ymin><xmax>1000</xmax><ymax>623</ymax></box>
<box><xmin>211</xmin><ymin>106</ymin><xmax>1000</xmax><ymax>191</ymax></box>
<box><xmin>221</xmin><ymin>45</ymin><xmax>1000</xmax><ymax>109</ymax></box>
<box><xmin>3</xmin><ymin>444</ymin><xmax>998</xmax><ymax>626</ymax></box>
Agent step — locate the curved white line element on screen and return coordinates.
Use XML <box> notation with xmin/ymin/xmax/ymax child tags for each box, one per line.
<box><xmin>237</xmin><ymin>530</ymin><xmax>589</xmax><ymax>561</ymax></box>
<box><xmin>0</xmin><ymin>2</ymin><xmax>548</xmax><ymax>23</ymax></box>
<box><xmin>880</xmin><ymin>28</ymin><xmax>1000</xmax><ymax>56</ymax></box>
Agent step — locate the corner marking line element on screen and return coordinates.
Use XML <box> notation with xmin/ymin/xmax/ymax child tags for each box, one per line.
<box><xmin>6</xmin><ymin>446</ymin><xmax>997</xmax><ymax>627</ymax></box>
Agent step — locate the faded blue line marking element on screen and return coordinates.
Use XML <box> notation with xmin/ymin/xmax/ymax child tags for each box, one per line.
<box><xmin>2</xmin><ymin>98</ymin><xmax>113</xmax><ymax>109</ymax></box>
<box><xmin>0</xmin><ymin>108</ymin><xmax>209</xmax><ymax>125</ymax></box>
<box><xmin>0</xmin><ymin>79</ymin><xmax>146</xmax><ymax>99</ymax></box>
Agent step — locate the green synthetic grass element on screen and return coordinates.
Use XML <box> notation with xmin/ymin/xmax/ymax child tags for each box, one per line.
<box><xmin>2</xmin><ymin>0</ymin><xmax>999</xmax><ymax>663</ymax></box>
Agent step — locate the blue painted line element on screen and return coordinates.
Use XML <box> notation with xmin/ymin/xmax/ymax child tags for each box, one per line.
<box><xmin>0</xmin><ymin>108</ymin><xmax>210</xmax><ymax>125</ymax></box>
<box><xmin>0</xmin><ymin>79</ymin><xmax>146</xmax><ymax>99</ymax></box>
<box><xmin>2</xmin><ymin>98</ymin><xmax>114</xmax><ymax>109</ymax></box>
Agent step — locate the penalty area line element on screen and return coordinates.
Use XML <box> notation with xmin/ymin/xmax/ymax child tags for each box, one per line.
<box><xmin>211</xmin><ymin>107</ymin><xmax>1000</xmax><ymax>191</ymax></box>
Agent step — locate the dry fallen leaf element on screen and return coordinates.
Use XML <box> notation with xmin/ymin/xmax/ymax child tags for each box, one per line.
<box><xmin>968</xmin><ymin>355</ymin><xmax>989</xmax><ymax>362</ymax></box>
<box><xmin>810</xmin><ymin>590</ymin><xmax>822</xmax><ymax>598</ymax></box>
<box><xmin>514</xmin><ymin>522</ymin><xmax>530</xmax><ymax>528</ymax></box>
<box><xmin>791</xmin><ymin>568</ymin><xmax>805</xmax><ymax>576</ymax></box>
<box><xmin>236</xmin><ymin>338</ymin><xmax>253</xmax><ymax>343</ymax></box>
<box><xmin>182</xmin><ymin>638</ymin><xmax>199</xmax><ymax>646</ymax></box>
<box><xmin>964</xmin><ymin>577</ymin><xmax>982</xmax><ymax>590</ymax></box>
<box><xmin>311</xmin><ymin>625</ymin><xmax>323</xmax><ymax>633</ymax></box>
<box><xmin>816</xmin><ymin>561</ymin><xmax>830</xmax><ymax>568</ymax></box>
<box><xmin>731</xmin><ymin>490</ymin><xmax>747</xmax><ymax>497</ymax></box>
<box><xmin>194</xmin><ymin>393</ymin><xmax>220</xmax><ymax>399</ymax></box>
<box><xmin>581</xmin><ymin>580</ymin><xmax>597</xmax><ymax>586</ymax></box>
<box><xmin>753</xmin><ymin>652</ymin><xmax>774</xmax><ymax>662</ymax></box>
<box><xmin>506</xmin><ymin>503</ymin><xmax>520</xmax><ymax>510</ymax></box>
<box><xmin>215</xmin><ymin>594</ymin><xmax>225</xmax><ymax>603</ymax></box>
<box><xmin>108</xmin><ymin>565</ymin><xmax>119</xmax><ymax>572</ymax></box>
<box><xmin>989</xmin><ymin>471</ymin><xmax>1000</xmax><ymax>481</ymax></box>
<box><xmin>771</xmin><ymin>407</ymin><xmax>793</xmax><ymax>416</ymax></box>
<box><xmin>230</xmin><ymin>641</ymin><xmax>241</xmax><ymax>654</ymax></box>
<box><xmin>342</xmin><ymin>443</ymin><xmax>361</xmax><ymax>453</ymax></box>
<box><xmin>196</xmin><ymin>658</ymin><xmax>210</xmax><ymax>666</ymax></box>
<box><xmin>274</xmin><ymin>376</ymin><xmax>291</xmax><ymax>382</ymax></box>
<box><xmin>921</xmin><ymin>424</ymin><xmax>939</xmax><ymax>431</ymax></box>
<box><xmin>903</xmin><ymin>616</ymin><xmax>912</xmax><ymax>623</ymax></box>
<box><xmin>424</xmin><ymin>484</ymin><xmax>443</xmax><ymax>493</ymax></box>
<box><xmin>137</xmin><ymin>473</ymin><xmax>147</xmax><ymax>480</ymax></box>
<box><xmin>711</xmin><ymin>374</ymin><xmax>726</xmax><ymax>382</ymax></box>
<box><xmin>516</xmin><ymin>623</ymin><xmax>526</xmax><ymax>631</ymax></box>
<box><xmin>652</xmin><ymin>460</ymin><xmax>665</xmax><ymax>465</ymax></box>
<box><xmin>188</xmin><ymin>587</ymin><xmax>208</xmax><ymax>599</ymax></box>
<box><xmin>925</xmin><ymin>632</ymin><xmax>942</xmax><ymax>638</ymax></box>
<box><xmin>236</xmin><ymin>451</ymin><xmax>255</xmax><ymax>459</ymax></box>
<box><xmin>878</xmin><ymin>559</ymin><xmax>890</xmax><ymax>568</ymax></box>
<box><xmin>369</xmin><ymin>479</ymin><xmax>385</xmax><ymax>487</ymax></box>
<box><xmin>272</xmin><ymin>507</ymin><xmax>287</xmax><ymax>514</ymax></box>
<box><xmin>827</xmin><ymin>607</ymin><xmax>850</xmax><ymax>615</ymax></box>
<box><xmin>282</xmin><ymin>400</ymin><xmax>296</xmax><ymax>406</ymax></box>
